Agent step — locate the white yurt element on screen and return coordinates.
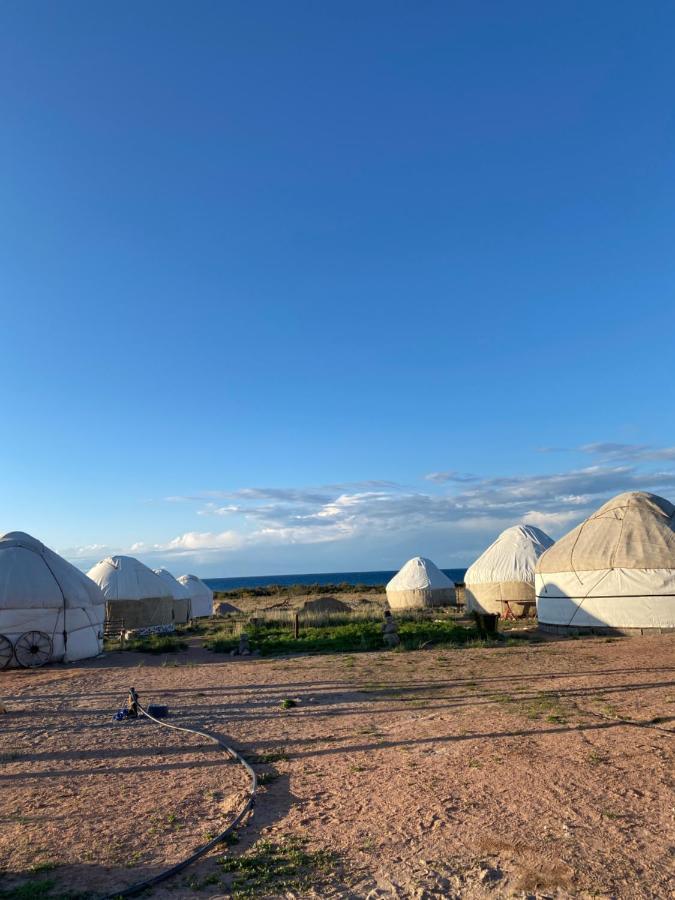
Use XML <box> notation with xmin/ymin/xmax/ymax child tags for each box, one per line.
<box><xmin>536</xmin><ymin>491</ymin><xmax>675</xmax><ymax>634</ymax></box>
<box><xmin>87</xmin><ymin>555</ymin><xmax>174</xmax><ymax>629</ymax></box>
<box><xmin>154</xmin><ymin>568</ymin><xmax>192</xmax><ymax>624</ymax></box>
<box><xmin>386</xmin><ymin>557</ymin><xmax>455</xmax><ymax>610</ymax></box>
<box><xmin>464</xmin><ymin>524</ymin><xmax>554</xmax><ymax>618</ymax></box>
<box><xmin>178</xmin><ymin>574</ymin><xmax>213</xmax><ymax>617</ymax></box>
<box><xmin>0</xmin><ymin>531</ymin><xmax>104</xmax><ymax>667</ymax></box>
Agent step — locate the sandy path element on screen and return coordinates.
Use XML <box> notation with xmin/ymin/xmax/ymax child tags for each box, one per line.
<box><xmin>1</xmin><ymin>634</ymin><xmax>673</xmax><ymax>898</ymax></box>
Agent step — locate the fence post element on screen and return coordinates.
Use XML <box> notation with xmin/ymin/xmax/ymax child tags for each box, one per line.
<box><xmin>294</xmin><ymin>612</ymin><xmax>299</xmax><ymax>640</ymax></box>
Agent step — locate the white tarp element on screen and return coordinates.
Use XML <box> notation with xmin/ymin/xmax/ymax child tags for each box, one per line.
<box><xmin>154</xmin><ymin>568</ymin><xmax>191</xmax><ymax>600</ymax></box>
<box><xmin>177</xmin><ymin>574</ymin><xmax>213</xmax><ymax>617</ymax></box>
<box><xmin>536</xmin><ymin>492</ymin><xmax>675</xmax><ymax>631</ymax></box>
<box><xmin>87</xmin><ymin>555</ymin><xmax>176</xmax><ymax>628</ymax></box>
<box><xmin>87</xmin><ymin>556</ymin><xmax>172</xmax><ymax>602</ymax></box>
<box><xmin>0</xmin><ymin>531</ymin><xmax>104</xmax><ymax>664</ymax></box>
<box><xmin>386</xmin><ymin>557</ymin><xmax>454</xmax><ymax>591</ymax></box>
<box><xmin>386</xmin><ymin>557</ymin><xmax>455</xmax><ymax>609</ymax></box>
<box><xmin>465</xmin><ymin>525</ymin><xmax>553</xmax><ymax>586</ymax></box>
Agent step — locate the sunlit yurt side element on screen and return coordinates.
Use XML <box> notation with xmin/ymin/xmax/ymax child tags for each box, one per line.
<box><xmin>386</xmin><ymin>557</ymin><xmax>455</xmax><ymax>610</ymax></box>
<box><xmin>464</xmin><ymin>525</ymin><xmax>554</xmax><ymax>618</ymax></box>
<box><xmin>87</xmin><ymin>556</ymin><xmax>174</xmax><ymax>629</ymax></box>
<box><xmin>177</xmin><ymin>574</ymin><xmax>213</xmax><ymax>617</ymax></box>
<box><xmin>154</xmin><ymin>568</ymin><xmax>191</xmax><ymax>624</ymax></box>
<box><xmin>536</xmin><ymin>491</ymin><xmax>675</xmax><ymax>634</ymax></box>
<box><xmin>0</xmin><ymin>531</ymin><xmax>104</xmax><ymax>666</ymax></box>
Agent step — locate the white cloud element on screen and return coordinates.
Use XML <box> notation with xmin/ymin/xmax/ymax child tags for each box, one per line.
<box><xmin>424</xmin><ymin>471</ymin><xmax>479</xmax><ymax>483</ymax></box>
<box><xmin>538</xmin><ymin>442</ymin><xmax>675</xmax><ymax>462</ymax></box>
<box><xmin>62</xmin><ymin>456</ymin><xmax>675</xmax><ymax>573</ymax></box>
<box><xmin>163</xmin><ymin>530</ymin><xmax>243</xmax><ymax>553</ymax></box>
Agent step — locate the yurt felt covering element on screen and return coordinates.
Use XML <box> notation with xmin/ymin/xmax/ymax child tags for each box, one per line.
<box><xmin>464</xmin><ymin>525</ymin><xmax>553</xmax><ymax>617</ymax></box>
<box><xmin>178</xmin><ymin>575</ymin><xmax>213</xmax><ymax>618</ymax></box>
<box><xmin>386</xmin><ymin>557</ymin><xmax>456</xmax><ymax>610</ymax></box>
<box><xmin>0</xmin><ymin>531</ymin><xmax>104</xmax><ymax>664</ymax></box>
<box><xmin>535</xmin><ymin>491</ymin><xmax>675</xmax><ymax>632</ymax></box>
<box><xmin>87</xmin><ymin>556</ymin><xmax>175</xmax><ymax>630</ymax></box>
<box><xmin>155</xmin><ymin>568</ymin><xmax>192</xmax><ymax>624</ymax></box>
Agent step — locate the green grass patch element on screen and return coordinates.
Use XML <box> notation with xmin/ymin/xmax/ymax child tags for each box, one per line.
<box><xmin>0</xmin><ymin>881</ymin><xmax>89</xmax><ymax>900</ymax></box>
<box><xmin>126</xmin><ymin>634</ymin><xmax>188</xmax><ymax>654</ymax></box>
<box><xmin>0</xmin><ymin>882</ymin><xmax>57</xmax><ymax>900</ymax></box>
<box><xmin>218</xmin><ymin>837</ymin><xmax>336</xmax><ymax>899</ymax></box>
<box><xmin>204</xmin><ymin>618</ymin><xmax>479</xmax><ymax>656</ymax></box>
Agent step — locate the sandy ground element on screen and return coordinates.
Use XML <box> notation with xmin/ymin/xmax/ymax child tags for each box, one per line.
<box><xmin>1</xmin><ymin>633</ymin><xmax>674</xmax><ymax>898</ymax></box>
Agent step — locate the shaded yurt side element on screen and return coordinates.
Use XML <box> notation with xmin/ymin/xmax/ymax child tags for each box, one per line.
<box><xmin>536</xmin><ymin>491</ymin><xmax>675</xmax><ymax>634</ymax></box>
<box><xmin>386</xmin><ymin>557</ymin><xmax>455</xmax><ymax>610</ymax></box>
<box><xmin>154</xmin><ymin>568</ymin><xmax>191</xmax><ymax>624</ymax></box>
<box><xmin>177</xmin><ymin>574</ymin><xmax>213</xmax><ymax>617</ymax></box>
<box><xmin>464</xmin><ymin>524</ymin><xmax>554</xmax><ymax>618</ymax></box>
<box><xmin>87</xmin><ymin>556</ymin><xmax>174</xmax><ymax>629</ymax></box>
<box><xmin>0</xmin><ymin>531</ymin><xmax>104</xmax><ymax>666</ymax></box>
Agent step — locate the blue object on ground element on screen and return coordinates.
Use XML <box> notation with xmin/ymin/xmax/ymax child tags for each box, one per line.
<box><xmin>113</xmin><ymin>708</ymin><xmax>129</xmax><ymax>721</ymax></box>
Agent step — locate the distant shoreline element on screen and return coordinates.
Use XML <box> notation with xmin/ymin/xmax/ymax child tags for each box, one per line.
<box><xmin>205</xmin><ymin>568</ymin><xmax>467</xmax><ymax>592</ymax></box>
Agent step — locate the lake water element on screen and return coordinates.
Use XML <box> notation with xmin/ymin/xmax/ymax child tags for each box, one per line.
<box><xmin>204</xmin><ymin>568</ymin><xmax>467</xmax><ymax>592</ymax></box>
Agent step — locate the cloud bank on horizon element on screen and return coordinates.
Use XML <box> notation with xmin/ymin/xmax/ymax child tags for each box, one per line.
<box><xmin>60</xmin><ymin>443</ymin><xmax>675</xmax><ymax>576</ymax></box>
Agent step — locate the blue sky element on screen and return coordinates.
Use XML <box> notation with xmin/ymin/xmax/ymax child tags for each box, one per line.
<box><xmin>1</xmin><ymin>2</ymin><xmax>675</xmax><ymax>576</ymax></box>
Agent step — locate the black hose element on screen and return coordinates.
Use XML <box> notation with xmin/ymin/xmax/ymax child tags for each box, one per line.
<box><xmin>101</xmin><ymin>699</ymin><xmax>257</xmax><ymax>899</ymax></box>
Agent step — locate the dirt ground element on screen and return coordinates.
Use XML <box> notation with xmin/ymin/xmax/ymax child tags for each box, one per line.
<box><xmin>220</xmin><ymin>589</ymin><xmax>389</xmax><ymax>614</ymax></box>
<box><xmin>1</xmin><ymin>633</ymin><xmax>674</xmax><ymax>899</ymax></box>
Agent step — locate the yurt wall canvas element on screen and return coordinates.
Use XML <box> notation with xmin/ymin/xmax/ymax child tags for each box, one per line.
<box><xmin>386</xmin><ymin>557</ymin><xmax>455</xmax><ymax>610</ymax></box>
<box><xmin>87</xmin><ymin>556</ymin><xmax>174</xmax><ymax>629</ymax></box>
<box><xmin>177</xmin><ymin>574</ymin><xmax>213</xmax><ymax>617</ymax></box>
<box><xmin>0</xmin><ymin>531</ymin><xmax>104</xmax><ymax>665</ymax></box>
<box><xmin>464</xmin><ymin>525</ymin><xmax>554</xmax><ymax>618</ymax></box>
<box><xmin>536</xmin><ymin>492</ymin><xmax>675</xmax><ymax>633</ymax></box>
<box><xmin>154</xmin><ymin>568</ymin><xmax>191</xmax><ymax>624</ymax></box>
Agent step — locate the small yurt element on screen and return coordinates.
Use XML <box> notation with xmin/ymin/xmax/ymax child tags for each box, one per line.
<box><xmin>87</xmin><ymin>556</ymin><xmax>174</xmax><ymax>629</ymax></box>
<box><xmin>464</xmin><ymin>525</ymin><xmax>554</xmax><ymax>618</ymax></box>
<box><xmin>536</xmin><ymin>491</ymin><xmax>675</xmax><ymax>634</ymax></box>
<box><xmin>0</xmin><ymin>531</ymin><xmax>104</xmax><ymax>667</ymax></box>
<box><xmin>177</xmin><ymin>574</ymin><xmax>213</xmax><ymax>618</ymax></box>
<box><xmin>386</xmin><ymin>557</ymin><xmax>455</xmax><ymax>610</ymax></box>
<box><xmin>154</xmin><ymin>568</ymin><xmax>192</xmax><ymax>624</ymax></box>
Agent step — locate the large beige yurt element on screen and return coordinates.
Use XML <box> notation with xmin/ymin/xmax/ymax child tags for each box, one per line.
<box><xmin>0</xmin><ymin>531</ymin><xmax>104</xmax><ymax>667</ymax></box>
<box><xmin>154</xmin><ymin>568</ymin><xmax>192</xmax><ymax>624</ymax></box>
<box><xmin>386</xmin><ymin>557</ymin><xmax>455</xmax><ymax>610</ymax></box>
<box><xmin>87</xmin><ymin>556</ymin><xmax>174</xmax><ymax>629</ymax></box>
<box><xmin>177</xmin><ymin>574</ymin><xmax>213</xmax><ymax>618</ymax></box>
<box><xmin>464</xmin><ymin>525</ymin><xmax>553</xmax><ymax>618</ymax></box>
<box><xmin>536</xmin><ymin>491</ymin><xmax>675</xmax><ymax>634</ymax></box>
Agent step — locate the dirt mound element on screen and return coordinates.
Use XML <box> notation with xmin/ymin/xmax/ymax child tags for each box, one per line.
<box><xmin>213</xmin><ymin>601</ymin><xmax>241</xmax><ymax>616</ymax></box>
<box><xmin>302</xmin><ymin>596</ymin><xmax>352</xmax><ymax>614</ymax></box>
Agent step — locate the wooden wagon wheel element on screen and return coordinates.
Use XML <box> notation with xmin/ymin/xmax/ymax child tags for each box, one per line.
<box><xmin>14</xmin><ymin>631</ymin><xmax>52</xmax><ymax>668</ymax></box>
<box><xmin>0</xmin><ymin>634</ymin><xmax>13</xmax><ymax>670</ymax></box>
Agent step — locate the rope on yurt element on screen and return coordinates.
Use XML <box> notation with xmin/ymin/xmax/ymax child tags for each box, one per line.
<box><xmin>101</xmin><ymin>695</ymin><xmax>257</xmax><ymax>899</ymax></box>
<box><xmin>563</xmin><ymin>505</ymin><xmax>627</xmax><ymax>628</ymax></box>
<box><xmin>39</xmin><ymin>546</ymin><xmax>69</xmax><ymax>655</ymax></box>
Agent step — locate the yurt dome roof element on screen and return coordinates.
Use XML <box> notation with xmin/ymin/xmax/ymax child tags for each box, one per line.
<box><xmin>154</xmin><ymin>568</ymin><xmax>191</xmax><ymax>600</ymax></box>
<box><xmin>465</xmin><ymin>525</ymin><xmax>554</xmax><ymax>585</ymax></box>
<box><xmin>87</xmin><ymin>555</ymin><xmax>173</xmax><ymax>602</ymax></box>
<box><xmin>387</xmin><ymin>557</ymin><xmax>454</xmax><ymax>591</ymax></box>
<box><xmin>536</xmin><ymin>491</ymin><xmax>675</xmax><ymax>574</ymax></box>
<box><xmin>177</xmin><ymin>574</ymin><xmax>212</xmax><ymax>597</ymax></box>
<box><xmin>0</xmin><ymin>531</ymin><xmax>104</xmax><ymax>610</ymax></box>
